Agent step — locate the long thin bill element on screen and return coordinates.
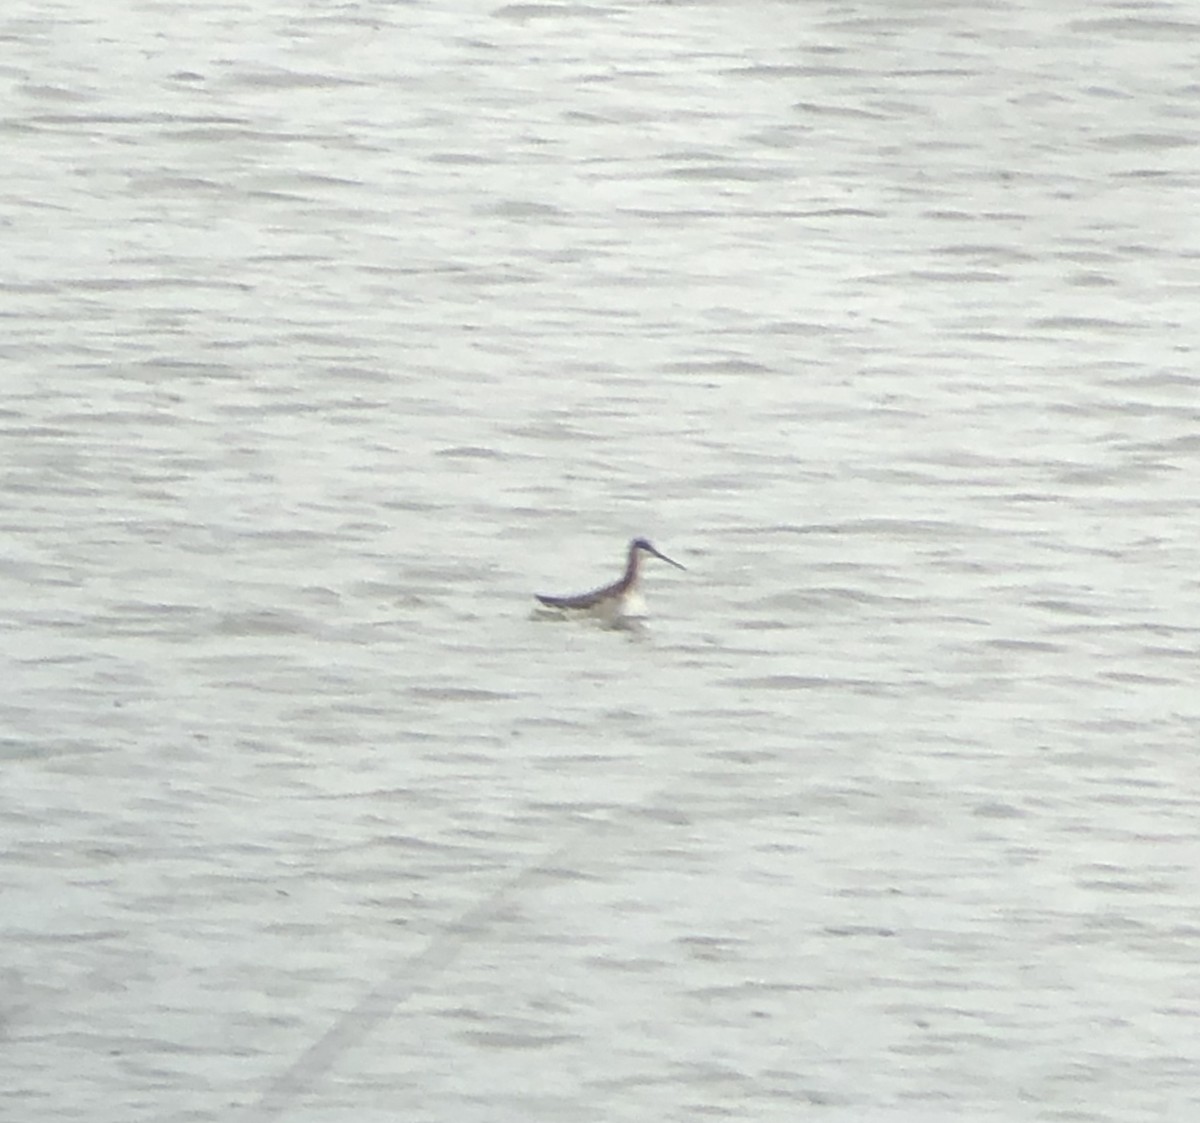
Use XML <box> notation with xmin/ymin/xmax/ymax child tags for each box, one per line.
<box><xmin>652</xmin><ymin>547</ymin><xmax>686</xmax><ymax>570</ymax></box>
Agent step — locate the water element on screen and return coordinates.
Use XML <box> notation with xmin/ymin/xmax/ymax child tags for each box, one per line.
<box><xmin>3</xmin><ymin>1</ymin><xmax>1199</xmax><ymax>1120</ymax></box>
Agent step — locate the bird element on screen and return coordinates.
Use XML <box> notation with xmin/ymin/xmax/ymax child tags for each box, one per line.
<box><xmin>534</xmin><ymin>537</ymin><xmax>686</xmax><ymax>624</ymax></box>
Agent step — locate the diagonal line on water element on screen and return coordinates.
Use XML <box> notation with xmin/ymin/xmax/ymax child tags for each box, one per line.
<box><xmin>244</xmin><ymin>814</ymin><xmax>610</xmax><ymax>1120</ymax></box>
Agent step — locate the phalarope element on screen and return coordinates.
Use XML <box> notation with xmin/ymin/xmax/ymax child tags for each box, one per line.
<box><xmin>534</xmin><ymin>537</ymin><xmax>686</xmax><ymax>623</ymax></box>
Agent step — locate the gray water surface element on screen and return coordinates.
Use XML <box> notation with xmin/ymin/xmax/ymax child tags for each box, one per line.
<box><xmin>3</xmin><ymin>1</ymin><xmax>1199</xmax><ymax>1121</ymax></box>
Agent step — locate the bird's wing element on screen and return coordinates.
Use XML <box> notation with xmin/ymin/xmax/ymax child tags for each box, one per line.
<box><xmin>534</xmin><ymin>577</ymin><xmax>623</xmax><ymax>609</ymax></box>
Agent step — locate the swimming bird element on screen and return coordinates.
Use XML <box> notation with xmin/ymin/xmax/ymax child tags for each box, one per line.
<box><xmin>534</xmin><ymin>537</ymin><xmax>686</xmax><ymax>623</ymax></box>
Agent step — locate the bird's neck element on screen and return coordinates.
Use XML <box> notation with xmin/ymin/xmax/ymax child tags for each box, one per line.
<box><xmin>622</xmin><ymin>546</ymin><xmax>641</xmax><ymax>589</ymax></box>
